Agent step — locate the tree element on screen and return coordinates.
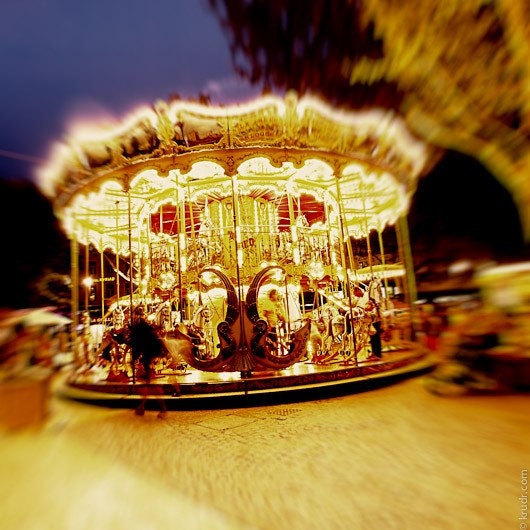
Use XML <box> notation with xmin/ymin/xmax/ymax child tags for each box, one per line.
<box><xmin>0</xmin><ymin>178</ymin><xmax>70</xmax><ymax>308</ymax></box>
<box><xmin>207</xmin><ymin>0</ymin><xmax>402</xmax><ymax>111</ymax></box>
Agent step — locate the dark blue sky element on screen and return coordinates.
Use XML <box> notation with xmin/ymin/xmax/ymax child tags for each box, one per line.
<box><xmin>0</xmin><ymin>0</ymin><xmax>259</xmax><ymax>181</ymax></box>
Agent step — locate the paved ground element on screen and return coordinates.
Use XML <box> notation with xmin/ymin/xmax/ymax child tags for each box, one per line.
<box><xmin>1</xmin><ymin>368</ymin><xmax>529</xmax><ymax>530</ymax></box>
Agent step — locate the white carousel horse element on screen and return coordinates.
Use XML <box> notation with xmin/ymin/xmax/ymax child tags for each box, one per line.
<box><xmin>309</xmin><ymin>304</ymin><xmax>372</xmax><ymax>364</ymax></box>
<box><xmin>152</xmin><ymin>302</ymin><xmax>173</xmax><ymax>331</ymax></box>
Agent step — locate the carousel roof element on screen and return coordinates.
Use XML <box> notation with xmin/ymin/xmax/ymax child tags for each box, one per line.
<box><xmin>37</xmin><ymin>93</ymin><xmax>433</xmax><ymax>253</ymax></box>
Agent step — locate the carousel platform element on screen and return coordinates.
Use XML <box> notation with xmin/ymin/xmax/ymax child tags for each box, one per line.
<box><xmin>58</xmin><ymin>345</ymin><xmax>435</xmax><ymax>408</ymax></box>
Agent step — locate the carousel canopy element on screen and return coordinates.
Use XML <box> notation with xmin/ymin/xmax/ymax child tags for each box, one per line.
<box><xmin>37</xmin><ymin>92</ymin><xmax>433</xmax><ymax>253</ymax></box>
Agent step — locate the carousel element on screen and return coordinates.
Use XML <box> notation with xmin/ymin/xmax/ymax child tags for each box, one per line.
<box><xmin>38</xmin><ymin>92</ymin><xmax>434</xmax><ymax>402</ymax></box>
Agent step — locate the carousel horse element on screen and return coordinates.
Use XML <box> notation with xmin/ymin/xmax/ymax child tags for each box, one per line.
<box><xmin>314</xmin><ymin>314</ymin><xmax>349</xmax><ymax>364</ymax></box>
<box><xmin>96</xmin><ymin>305</ymin><xmax>177</xmax><ymax>379</ymax></box>
<box><xmin>159</xmin><ymin>323</ymin><xmax>192</xmax><ymax>371</ymax></box>
<box><xmin>342</xmin><ymin>307</ymin><xmax>373</xmax><ymax>363</ymax></box>
<box><xmin>152</xmin><ymin>302</ymin><xmax>173</xmax><ymax>331</ymax></box>
<box><xmin>308</xmin><ymin>303</ymin><xmax>343</xmax><ymax>364</ymax></box>
<box><xmin>93</xmin><ymin>308</ymin><xmax>131</xmax><ymax>379</ymax></box>
<box><xmin>309</xmin><ymin>304</ymin><xmax>372</xmax><ymax>364</ymax></box>
<box><xmin>187</xmin><ymin>305</ymin><xmax>217</xmax><ymax>359</ymax></box>
<box><xmin>308</xmin><ymin>316</ymin><xmax>333</xmax><ymax>363</ymax></box>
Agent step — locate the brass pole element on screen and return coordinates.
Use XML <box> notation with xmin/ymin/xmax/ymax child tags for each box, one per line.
<box><xmin>230</xmin><ymin>176</ymin><xmax>243</xmax><ymax>300</ymax></box>
<box><xmin>100</xmin><ymin>243</ymin><xmax>105</xmax><ymax>322</ymax></box>
<box><xmin>377</xmin><ymin>230</ymin><xmax>390</xmax><ymax>310</ymax></box>
<box><xmin>175</xmin><ymin>179</ymin><xmax>183</xmax><ymax>322</ymax></box>
<box><xmin>127</xmin><ymin>188</ymin><xmax>134</xmax><ymax>317</ymax></box>
<box><xmin>335</xmin><ymin>175</ymin><xmax>357</xmax><ymax>364</ymax></box>
<box><xmin>70</xmin><ymin>235</ymin><xmax>80</xmax><ymax>367</ymax></box>
<box><xmin>127</xmin><ymin>187</ymin><xmax>135</xmax><ymax>384</ymax></box>
<box><xmin>84</xmin><ymin>241</ymin><xmax>89</xmax><ymax>313</ymax></box>
<box><xmin>396</xmin><ymin>215</ymin><xmax>418</xmax><ymax>340</ymax></box>
<box><xmin>115</xmin><ymin>201</ymin><xmax>120</xmax><ymax>308</ymax></box>
<box><xmin>361</xmin><ymin>188</ymin><xmax>373</xmax><ymax>276</ymax></box>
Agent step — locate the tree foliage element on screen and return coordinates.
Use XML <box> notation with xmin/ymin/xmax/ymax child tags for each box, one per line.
<box><xmin>207</xmin><ymin>0</ymin><xmax>403</xmax><ymax>110</ymax></box>
<box><xmin>0</xmin><ymin>178</ymin><xmax>70</xmax><ymax>308</ymax></box>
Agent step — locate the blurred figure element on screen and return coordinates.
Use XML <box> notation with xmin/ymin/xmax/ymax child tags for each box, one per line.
<box><xmin>260</xmin><ymin>288</ymin><xmax>287</xmax><ymax>329</ymax></box>
<box><xmin>259</xmin><ymin>288</ymin><xmax>288</xmax><ymax>354</ymax></box>
<box><xmin>135</xmin><ymin>384</ymin><xmax>168</xmax><ymax>419</ymax></box>
<box><xmin>353</xmin><ymin>284</ymin><xmax>383</xmax><ymax>358</ymax></box>
<box><xmin>31</xmin><ymin>328</ymin><xmax>55</xmax><ymax>367</ymax></box>
<box><xmin>366</xmin><ymin>298</ymin><xmax>383</xmax><ymax>358</ymax></box>
<box><xmin>80</xmin><ymin>312</ymin><xmax>93</xmax><ymax>367</ymax></box>
<box><xmin>418</xmin><ymin>304</ymin><xmax>445</xmax><ymax>351</ymax></box>
<box><xmin>0</xmin><ymin>323</ymin><xmax>35</xmax><ymax>378</ymax></box>
<box><xmin>129</xmin><ymin>305</ymin><xmax>169</xmax><ymax>418</ymax></box>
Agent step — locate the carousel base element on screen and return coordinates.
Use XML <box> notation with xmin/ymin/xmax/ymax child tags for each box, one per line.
<box><xmin>58</xmin><ymin>344</ymin><xmax>435</xmax><ymax>408</ymax></box>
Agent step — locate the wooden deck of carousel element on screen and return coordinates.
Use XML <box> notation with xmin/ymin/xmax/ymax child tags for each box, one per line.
<box><xmin>60</xmin><ymin>344</ymin><xmax>434</xmax><ymax>406</ymax></box>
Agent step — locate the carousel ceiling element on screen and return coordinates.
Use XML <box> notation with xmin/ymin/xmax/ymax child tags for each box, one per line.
<box><xmin>37</xmin><ymin>93</ymin><xmax>432</xmax><ymax>253</ymax></box>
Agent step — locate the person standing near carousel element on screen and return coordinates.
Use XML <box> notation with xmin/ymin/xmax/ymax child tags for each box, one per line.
<box><xmin>353</xmin><ymin>281</ymin><xmax>384</xmax><ymax>359</ymax></box>
<box><xmin>260</xmin><ymin>289</ymin><xmax>287</xmax><ymax>327</ymax></box>
<box><xmin>0</xmin><ymin>322</ymin><xmax>35</xmax><ymax>377</ymax></box>
<box><xmin>129</xmin><ymin>305</ymin><xmax>169</xmax><ymax>418</ymax></box>
<box><xmin>366</xmin><ymin>278</ymin><xmax>385</xmax><ymax>359</ymax></box>
<box><xmin>259</xmin><ymin>288</ymin><xmax>288</xmax><ymax>352</ymax></box>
